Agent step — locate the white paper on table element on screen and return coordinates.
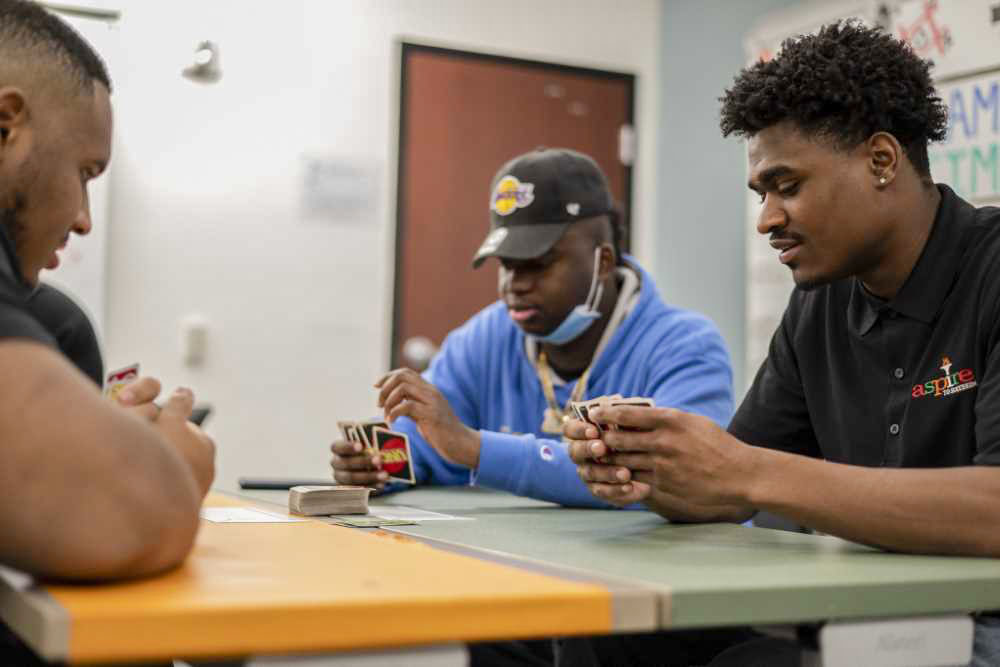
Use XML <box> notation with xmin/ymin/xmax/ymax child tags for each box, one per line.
<box><xmin>200</xmin><ymin>507</ymin><xmax>306</xmax><ymax>523</ymax></box>
<box><xmin>368</xmin><ymin>506</ymin><xmax>472</xmax><ymax>521</ymax></box>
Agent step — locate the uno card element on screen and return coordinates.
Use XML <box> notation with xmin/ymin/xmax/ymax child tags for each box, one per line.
<box><xmin>337</xmin><ymin>420</ymin><xmax>355</xmax><ymax>441</ymax></box>
<box><xmin>371</xmin><ymin>426</ymin><xmax>416</xmax><ymax>484</ymax></box>
<box><xmin>356</xmin><ymin>419</ymin><xmax>388</xmax><ymax>451</ymax></box>
<box><xmin>575</xmin><ymin>400</ymin><xmax>601</xmax><ymax>434</ymax></box>
<box><xmin>609</xmin><ymin>397</ymin><xmax>656</xmax><ymax>436</ymax></box>
<box><xmin>338</xmin><ymin>420</ymin><xmax>370</xmax><ymax>451</ymax></box>
<box><xmin>610</xmin><ymin>397</ymin><xmax>655</xmax><ymax>408</ymax></box>
<box><xmin>586</xmin><ymin>398</ymin><xmax>615</xmax><ymax>432</ymax></box>
<box><xmin>104</xmin><ymin>363</ymin><xmax>139</xmax><ymax>401</ymax></box>
<box><xmin>334</xmin><ymin>517</ymin><xmax>418</xmax><ymax>528</ymax></box>
<box><xmin>569</xmin><ymin>398</ymin><xmax>611</xmax><ymax>460</ymax></box>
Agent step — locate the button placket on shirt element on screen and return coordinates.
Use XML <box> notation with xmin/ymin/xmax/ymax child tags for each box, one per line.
<box><xmin>882</xmin><ymin>312</ymin><xmax>910</xmax><ymax>465</ymax></box>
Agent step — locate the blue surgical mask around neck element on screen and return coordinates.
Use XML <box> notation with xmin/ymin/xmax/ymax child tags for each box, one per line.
<box><xmin>530</xmin><ymin>246</ymin><xmax>606</xmax><ymax>346</ymax></box>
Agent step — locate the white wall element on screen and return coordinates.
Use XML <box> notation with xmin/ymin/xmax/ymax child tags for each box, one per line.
<box><xmin>657</xmin><ymin>0</ymin><xmax>800</xmax><ymax>397</ymax></box>
<box><xmin>101</xmin><ymin>0</ymin><xmax>661</xmax><ymax>490</ymax></box>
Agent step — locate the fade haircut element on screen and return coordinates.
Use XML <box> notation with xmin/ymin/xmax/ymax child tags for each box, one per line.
<box><xmin>607</xmin><ymin>209</ymin><xmax>626</xmax><ymax>266</ymax></box>
<box><xmin>580</xmin><ymin>212</ymin><xmax>626</xmax><ymax>267</ymax></box>
<box><xmin>719</xmin><ymin>20</ymin><xmax>947</xmax><ymax>179</ymax></box>
<box><xmin>0</xmin><ymin>0</ymin><xmax>111</xmax><ymax>96</ymax></box>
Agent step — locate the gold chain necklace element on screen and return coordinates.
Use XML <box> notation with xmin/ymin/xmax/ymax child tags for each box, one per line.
<box><xmin>536</xmin><ymin>351</ymin><xmax>592</xmax><ymax>436</ymax></box>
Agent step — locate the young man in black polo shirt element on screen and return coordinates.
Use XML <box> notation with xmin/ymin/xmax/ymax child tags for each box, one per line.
<box><xmin>566</xmin><ymin>20</ymin><xmax>1000</xmax><ymax>666</ymax></box>
<box><xmin>0</xmin><ymin>0</ymin><xmax>215</xmax><ymax>587</ymax></box>
<box><xmin>27</xmin><ymin>283</ymin><xmax>103</xmax><ymax>386</ymax></box>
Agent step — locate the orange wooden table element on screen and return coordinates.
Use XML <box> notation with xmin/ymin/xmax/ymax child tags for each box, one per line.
<box><xmin>0</xmin><ymin>493</ymin><xmax>613</xmax><ymax>664</ymax></box>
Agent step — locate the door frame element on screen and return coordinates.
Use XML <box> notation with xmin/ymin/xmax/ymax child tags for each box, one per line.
<box><xmin>393</xmin><ymin>41</ymin><xmax>636</xmax><ymax>368</ymax></box>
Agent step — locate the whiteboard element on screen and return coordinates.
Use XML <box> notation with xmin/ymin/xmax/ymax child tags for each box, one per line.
<box><xmin>37</xmin><ymin>13</ymin><xmax>119</xmax><ymax>341</ymax></box>
<box><xmin>742</xmin><ymin>0</ymin><xmax>1000</xmax><ymax>387</ymax></box>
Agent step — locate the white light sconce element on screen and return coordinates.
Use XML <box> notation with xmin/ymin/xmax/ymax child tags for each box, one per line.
<box><xmin>182</xmin><ymin>41</ymin><xmax>222</xmax><ymax>84</ymax></box>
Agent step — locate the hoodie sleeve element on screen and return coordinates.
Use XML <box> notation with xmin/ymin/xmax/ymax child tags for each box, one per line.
<box><xmin>472</xmin><ymin>430</ymin><xmax>641</xmax><ymax>508</ymax></box>
<box><xmin>381</xmin><ymin>311</ymin><xmax>493</xmax><ymax>491</ymax></box>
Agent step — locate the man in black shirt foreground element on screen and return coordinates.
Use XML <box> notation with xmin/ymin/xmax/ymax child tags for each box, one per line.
<box><xmin>566</xmin><ymin>20</ymin><xmax>1000</xmax><ymax>666</ymax></box>
<box><xmin>27</xmin><ymin>283</ymin><xmax>103</xmax><ymax>386</ymax></box>
<box><xmin>0</xmin><ymin>0</ymin><xmax>215</xmax><ymax>585</ymax></box>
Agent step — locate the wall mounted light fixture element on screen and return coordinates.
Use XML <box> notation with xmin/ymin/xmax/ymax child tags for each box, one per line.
<box><xmin>182</xmin><ymin>41</ymin><xmax>222</xmax><ymax>84</ymax></box>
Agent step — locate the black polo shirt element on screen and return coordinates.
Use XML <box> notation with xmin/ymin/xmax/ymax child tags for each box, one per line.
<box><xmin>730</xmin><ymin>185</ymin><xmax>1000</xmax><ymax>468</ymax></box>
<box><xmin>0</xmin><ymin>226</ymin><xmax>54</xmax><ymax>347</ymax></box>
<box><xmin>0</xmin><ymin>220</ymin><xmax>60</xmax><ymax>665</ymax></box>
<box><xmin>26</xmin><ymin>284</ymin><xmax>103</xmax><ymax>386</ymax></box>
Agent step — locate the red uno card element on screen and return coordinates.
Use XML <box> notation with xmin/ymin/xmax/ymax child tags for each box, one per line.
<box><xmin>371</xmin><ymin>426</ymin><xmax>415</xmax><ymax>484</ymax></box>
<box><xmin>105</xmin><ymin>363</ymin><xmax>139</xmax><ymax>402</ymax></box>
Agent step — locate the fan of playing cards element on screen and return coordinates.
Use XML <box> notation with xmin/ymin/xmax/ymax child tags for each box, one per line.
<box><xmin>105</xmin><ymin>362</ymin><xmax>140</xmax><ymax>401</ymax></box>
<box><xmin>337</xmin><ymin>419</ymin><xmax>416</xmax><ymax>485</ymax></box>
<box><xmin>568</xmin><ymin>395</ymin><xmax>655</xmax><ymax>435</ymax></box>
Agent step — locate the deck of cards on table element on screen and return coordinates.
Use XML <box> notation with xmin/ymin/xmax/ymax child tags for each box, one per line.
<box><xmin>288</xmin><ymin>485</ymin><xmax>371</xmax><ymax>516</ymax></box>
<box><xmin>105</xmin><ymin>363</ymin><xmax>139</xmax><ymax>401</ymax></box>
<box><xmin>569</xmin><ymin>395</ymin><xmax>655</xmax><ymax>437</ymax></box>
<box><xmin>337</xmin><ymin>418</ymin><xmax>416</xmax><ymax>485</ymax></box>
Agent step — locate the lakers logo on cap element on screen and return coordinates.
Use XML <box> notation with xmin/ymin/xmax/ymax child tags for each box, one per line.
<box><xmin>491</xmin><ymin>175</ymin><xmax>535</xmax><ymax>216</ymax></box>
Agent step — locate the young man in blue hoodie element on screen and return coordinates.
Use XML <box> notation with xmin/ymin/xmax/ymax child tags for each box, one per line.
<box><xmin>331</xmin><ymin>148</ymin><xmax>733</xmax><ymax>508</ymax></box>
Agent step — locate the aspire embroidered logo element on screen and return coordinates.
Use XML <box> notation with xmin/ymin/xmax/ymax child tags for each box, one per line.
<box><xmin>911</xmin><ymin>356</ymin><xmax>977</xmax><ymax>399</ymax></box>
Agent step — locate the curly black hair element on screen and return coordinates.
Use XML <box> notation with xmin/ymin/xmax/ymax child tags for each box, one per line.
<box><xmin>719</xmin><ymin>20</ymin><xmax>947</xmax><ymax>178</ymax></box>
<box><xmin>0</xmin><ymin>0</ymin><xmax>111</xmax><ymax>94</ymax></box>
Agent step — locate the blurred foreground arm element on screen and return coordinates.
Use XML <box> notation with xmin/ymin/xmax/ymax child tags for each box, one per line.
<box><xmin>0</xmin><ymin>341</ymin><xmax>213</xmax><ymax>580</ymax></box>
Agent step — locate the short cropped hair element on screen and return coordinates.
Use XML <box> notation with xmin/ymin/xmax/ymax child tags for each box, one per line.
<box><xmin>0</xmin><ymin>0</ymin><xmax>111</xmax><ymax>94</ymax></box>
<box><xmin>719</xmin><ymin>20</ymin><xmax>947</xmax><ymax>178</ymax></box>
<box><xmin>607</xmin><ymin>208</ymin><xmax>626</xmax><ymax>266</ymax></box>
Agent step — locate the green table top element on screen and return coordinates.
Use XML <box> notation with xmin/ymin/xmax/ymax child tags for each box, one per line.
<box><xmin>235</xmin><ymin>485</ymin><xmax>1000</xmax><ymax>629</ymax></box>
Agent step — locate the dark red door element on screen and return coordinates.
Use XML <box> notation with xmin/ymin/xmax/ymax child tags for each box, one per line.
<box><xmin>394</xmin><ymin>44</ymin><xmax>634</xmax><ymax>368</ymax></box>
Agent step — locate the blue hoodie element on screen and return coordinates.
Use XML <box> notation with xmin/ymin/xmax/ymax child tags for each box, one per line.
<box><xmin>389</xmin><ymin>257</ymin><xmax>734</xmax><ymax>508</ymax></box>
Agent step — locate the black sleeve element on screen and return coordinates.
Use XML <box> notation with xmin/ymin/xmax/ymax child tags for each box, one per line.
<box><xmin>26</xmin><ymin>284</ymin><xmax>103</xmax><ymax>387</ymax></box>
<box><xmin>0</xmin><ymin>295</ymin><xmax>55</xmax><ymax>347</ymax></box>
<box><xmin>728</xmin><ymin>296</ymin><xmax>822</xmax><ymax>458</ymax></box>
<box><xmin>0</xmin><ymin>232</ymin><xmax>54</xmax><ymax>347</ymax></box>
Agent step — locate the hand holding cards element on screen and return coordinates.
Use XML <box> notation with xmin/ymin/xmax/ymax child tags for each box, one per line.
<box><xmin>569</xmin><ymin>395</ymin><xmax>655</xmax><ymax>437</ymax></box>
<box><xmin>336</xmin><ymin>418</ymin><xmax>416</xmax><ymax>485</ymax></box>
<box><xmin>104</xmin><ymin>362</ymin><xmax>140</xmax><ymax>401</ymax></box>
<box><xmin>104</xmin><ymin>363</ymin><xmax>216</xmax><ymax>496</ymax></box>
<box><xmin>564</xmin><ymin>395</ymin><xmax>658</xmax><ymax>508</ymax></box>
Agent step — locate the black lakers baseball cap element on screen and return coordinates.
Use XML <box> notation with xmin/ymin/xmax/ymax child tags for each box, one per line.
<box><xmin>471</xmin><ymin>148</ymin><xmax>615</xmax><ymax>268</ymax></box>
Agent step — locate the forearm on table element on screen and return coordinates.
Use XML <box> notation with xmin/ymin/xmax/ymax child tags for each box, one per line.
<box><xmin>0</xmin><ymin>343</ymin><xmax>203</xmax><ymax>579</ymax></box>
<box><xmin>745</xmin><ymin>446</ymin><xmax>1000</xmax><ymax>556</ymax></box>
<box><xmin>5</xmin><ymin>416</ymin><xmax>203</xmax><ymax>580</ymax></box>
<box><xmin>644</xmin><ymin>488</ymin><xmax>754</xmax><ymax>524</ymax></box>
